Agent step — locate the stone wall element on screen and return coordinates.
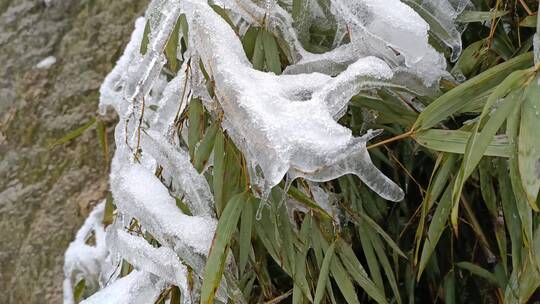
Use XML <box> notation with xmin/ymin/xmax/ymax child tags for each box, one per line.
<box><xmin>0</xmin><ymin>1</ymin><xmax>147</xmax><ymax>302</ymax></box>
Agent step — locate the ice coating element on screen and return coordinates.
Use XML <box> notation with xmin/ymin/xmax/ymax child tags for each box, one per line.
<box><xmin>183</xmin><ymin>0</ymin><xmax>404</xmax><ymax>201</ymax></box>
<box><xmin>140</xmin><ymin>130</ymin><xmax>215</xmax><ymax>217</ymax></box>
<box><xmin>403</xmin><ymin>0</ymin><xmax>471</xmax><ymax>62</ymax></box>
<box><xmin>231</xmin><ymin>0</ymin><xmax>448</xmax><ymax>85</ymax></box>
<box><xmin>107</xmin><ymin>229</ymin><xmax>190</xmax><ymax>297</ymax></box>
<box><xmin>63</xmin><ymin>202</ymin><xmax>110</xmax><ymax>304</ymax></box>
<box><xmin>65</xmin><ymin>0</ymin><xmax>475</xmax><ymax>300</ymax></box>
<box><xmin>81</xmin><ymin>270</ymin><xmax>164</xmax><ymax>304</ymax></box>
<box><xmin>99</xmin><ymin>17</ymin><xmax>146</xmax><ymax>115</ymax></box>
<box><xmin>110</xmin><ymin>163</ymin><xmax>216</xmax><ymax>262</ymax></box>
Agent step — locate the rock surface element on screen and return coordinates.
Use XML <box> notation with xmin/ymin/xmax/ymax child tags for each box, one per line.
<box><xmin>0</xmin><ymin>1</ymin><xmax>147</xmax><ymax>302</ymax></box>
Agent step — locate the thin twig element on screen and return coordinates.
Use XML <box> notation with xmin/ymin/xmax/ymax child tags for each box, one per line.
<box><xmin>367</xmin><ymin>130</ymin><xmax>414</xmax><ymax>150</ymax></box>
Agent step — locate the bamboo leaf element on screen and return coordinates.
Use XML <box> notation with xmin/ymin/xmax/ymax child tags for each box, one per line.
<box><xmin>187</xmin><ymin>98</ymin><xmax>204</xmax><ymax>159</ymax></box>
<box><xmin>520</xmin><ymin>15</ymin><xmax>538</xmax><ymax>28</ymax></box>
<box><xmin>313</xmin><ymin>240</ymin><xmax>336</xmax><ymax>304</ymax></box>
<box><xmin>165</xmin><ymin>15</ymin><xmax>181</xmax><ymax>73</ymax></box>
<box><xmin>194</xmin><ymin>121</ymin><xmax>219</xmax><ymax>172</ymax></box>
<box><xmin>252</xmin><ymin>29</ymin><xmax>265</xmax><ymax>70</ymax></box>
<box><xmin>49</xmin><ymin>117</ymin><xmax>96</xmax><ymax>148</ymax></box>
<box><xmin>518</xmin><ymin>76</ymin><xmax>540</xmax><ymax>209</ymax></box>
<box><xmin>418</xmin><ymin>186</ymin><xmax>452</xmax><ymax>279</ymax></box>
<box><xmin>238</xmin><ymin>197</ymin><xmax>254</xmax><ymax>277</ymax></box>
<box><xmin>451</xmin><ymin>70</ymin><xmax>530</xmax><ymax>232</ymax></box>
<box><xmin>337</xmin><ymin>239</ymin><xmax>387</xmax><ymax>304</ymax></box>
<box><xmin>413</xmin><ymin>129</ymin><xmax>513</xmax><ymax>157</ymax></box>
<box><xmin>414</xmin><ymin>52</ymin><xmax>533</xmax><ymax>130</ymax></box>
<box><xmin>200</xmin><ymin>192</ymin><xmax>248</xmax><ymax>304</ymax></box>
<box><xmin>262</xmin><ymin>30</ymin><xmax>282</xmax><ymax>74</ymax></box>
<box><xmin>456</xmin><ymin>262</ymin><xmax>501</xmax><ymax>287</ymax></box>
<box><xmin>457</xmin><ymin>10</ymin><xmax>509</xmax><ymax>23</ymax></box>
<box><xmin>140</xmin><ymin>20</ymin><xmax>151</xmax><ymax>55</ymax></box>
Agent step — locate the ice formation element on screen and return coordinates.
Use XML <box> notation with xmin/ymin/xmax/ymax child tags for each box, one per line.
<box><xmin>64</xmin><ymin>0</ymin><xmax>469</xmax><ymax>302</ymax></box>
<box><xmin>63</xmin><ymin>202</ymin><xmax>111</xmax><ymax>304</ymax></box>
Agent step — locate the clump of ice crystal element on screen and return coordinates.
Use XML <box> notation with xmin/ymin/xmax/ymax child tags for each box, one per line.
<box><xmin>64</xmin><ymin>0</ymin><xmax>470</xmax><ymax>302</ymax></box>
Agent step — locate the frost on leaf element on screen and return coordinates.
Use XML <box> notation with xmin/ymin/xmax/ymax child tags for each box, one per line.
<box><xmin>65</xmin><ymin>0</ymin><xmax>469</xmax><ymax>301</ymax></box>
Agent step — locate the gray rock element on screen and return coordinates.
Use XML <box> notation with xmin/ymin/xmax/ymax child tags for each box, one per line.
<box><xmin>0</xmin><ymin>0</ymin><xmax>148</xmax><ymax>302</ymax></box>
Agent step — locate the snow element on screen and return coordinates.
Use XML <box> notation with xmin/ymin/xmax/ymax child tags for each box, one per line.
<box><xmin>35</xmin><ymin>56</ymin><xmax>57</xmax><ymax>69</ymax></box>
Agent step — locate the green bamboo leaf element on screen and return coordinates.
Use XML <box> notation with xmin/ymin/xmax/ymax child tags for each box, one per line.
<box><xmin>242</xmin><ymin>27</ymin><xmax>259</xmax><ymax>59</ymax></box>
<box><xmin>187</xmin><ymin>98</ymin><xmax>204</xmax><ymax>159</ymax></box>
<box><xmin>348</xmin><ymin>207</ymin><xmax>406</xmax><ymax>258</ymax></box>
<box><xmin>96</xmin><ymin>119</ymin><xmax>109</xmax><ymax>163</ymax></box>
<box><xmin>73</xmin><ymin>279</ymin><xmax>86</xmax><ymax>303</ymax></box>
<box><xmin>165</xmin><ymin>15</ymin><xmax>181</xmax><ymax>73</ymax></box>
<box><xmin>212</xmin><ymin>130</ymin><xmax>225</xmax><ymax>215</ymax></box>
<box><xmin>262</xmin><ymin>30</ymin><xmax>282</xmax><ymax>74</ymax></box>
<box><xmin>252</xmin><ymin>29</ymin><xmax>265</xmax><ymax>70</ymax></box>
<box><xmin>504</xmin><ymin>264</ymin><xmax>540</xmax><ymax>303</ymax></box>
<box><xmin>49</xmin><ymin>117</ymin><xmax>96</xmax><ymax>148</ymax></box>
<box><xmin>170</xmin><ymin>286</ymin><xmax>181</xmax><ymax>304</ymax></box>
<box><xmin>368</xmin><ymin>232</ymin><xmax>402</xmax><ymax>304</ymax></box>
<box><xmin>292</xmin><ymin>214</ymin><xmax>313</xmax><ymax>303</ymax></box>
<box><xmin>102</xmin><ymin>193</ymin><xmax>114</xmax><ymax>227</ymax></box>
<box><xmin>313</xmin><ymin>240</ymin><xmax>336</xmax><ymax>304</ymax></box>
<box><xmin>140</xmin><ymin>20</ymin><xmax>151</xmax><ymax>55</ymax></box>
<box><xmin>518</xmin><ymin>76</ymin><xmax>540</xmax><ymax>209</ymax></box>
<box><xmin>413</xmin><ymin>129</ymin><xmax>513</xmax><ymax>157</ymax></box>
<box><xmin>451</xmin><ymin>40</ymin><xmax>485</xmax><ymax>79</ymax></box>
<box><xmin>200</xmin><ymin>192</ymin><xmax>248</xmax><ymax>304</ymax></box>
<box><xmin>456</xmin><ymin>262</ymin><xmax>501</xmax><ymax>287</ymax></box>
<box><xmin>497</xmin><ymin>158</ymin><xmax>525</xmax><ymax>271</ymax></box>
<box><xmin>519</xmin><ymin>15</ymin><xmax>538</xmax><ymax>28</ymax></box>
<box><xmin>491</xmin><ymin>26</ymin><xmax>516</xmax><ymax>60</ymax></box>
<box><xmin>414</xmin><ymin>52</ymin><xmax>534</xmax><ymax>130</ymax></box>
<box><xmin>357</xmin><ymin>217</ymin><xmax>385</xmax><ymax>296</ymax></box>
<box><xmin>443</xmin><ymin>271</ymin><xmax>456</xmax><ymax>304</ymax></box>
<box><xmin>507</xmin><ymin>103</ymin><xmax>534</xmax><ymax>243</ymax></box>
<box><xmin>179</xmin><ymin>14</ymin><xmax>188</xmax><ymax>49</ymax></box>
<box><xmin>238</xmin><ymin>197</ymin><xmax>253</xmax><ymax>276</ymax></box>
<box><xmin>414</xmin><ymin>153</ymin><xmax>457</xmax><ymax>264</ymax></box>
<box><xmin>456</xmin><ymin>10</ymin><xmax>509</xmax><ymax>23</ymax></box>
<box><xmin>417</xmin><ymin>185</ymin><xmax>452</xmax><ymax>279</ymax></box>
<box><xmin>451</xmin><ymin>70</ymin><xmax>530</xmax><ymax>232</ymax></box>
<box><xmin>287</xmin><ymin>185</ymin><xmax>333</xmax><ymax>219</ymax></box>
<box><xmin>479</xmin><ymin>159</ymin><xmax>508</xmax><ymax>271</ymax></box>
<box><xmin>330</xmin><ymin>258</ymin><xmax>361</xmax><ymax>304</ymax></box>
<box><xmin>337</xmin><ymin>239</ymin><xmax>387</xmax><ymax>304</ymax></box>
<box><xmin>194</xmin><ymin>121</ymin><xmax>219</xmax><ymax>172</ymax></box>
